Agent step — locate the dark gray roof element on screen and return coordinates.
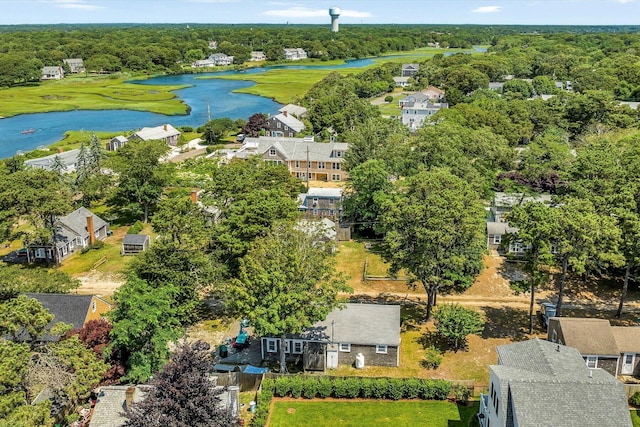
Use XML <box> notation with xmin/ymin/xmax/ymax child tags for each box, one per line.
<box><xmin>59</xmin><ymin>207</ymin><xmax>108</xmax><ymax>240</ymax></box>
<box><xmin>493</xmin><ymin>338</ymin><xmax>632</xmax><ymax>427</ymax></box>
<box><xmin>269</xmin><ymin>113</ymin><xmax>305</xmax><ymax>132</ymax></box>
<box><xmin>486</xmin><ymin>221</ymin><xmax>518</xmax><ymax>236</ymax></box>
<box><xmin>23</xmin><ymin>293</ymin><xmax>95</xmax><ymax>340</ymax></box>
<box><xmin>122</xmin><ymin>234</ymin><xmax>149</xmax><ymax>245</ymax></box>
<box><xmin>236</xmin><ymin>137</ymin><xmax>348</xmax><ymax>163</ymax></box>
<box><xmin>299</xmin><ymin>303</ymin><xmax>400</xmax><ymax>346</ymax></box>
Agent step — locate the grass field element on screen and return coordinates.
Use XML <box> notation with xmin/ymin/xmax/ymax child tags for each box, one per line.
<box><xmin>632</xmin><ymin>409</ymin><xmax>640</xmax><ymax>427</ymax></box>
<box><xmin>0</xmin><ymin>74</ymin><xmax>189</xmax><ymax>118</ymax></box>
<box><xmin>269</xmin><ymin>400</ymin><xmax>479</xmax><ymax>427</ymax></box>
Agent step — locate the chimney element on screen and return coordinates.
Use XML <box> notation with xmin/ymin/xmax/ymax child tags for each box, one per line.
<box><xmin>191</xmin><ymin>190</ymin><xmax>198</xmax><ymax>204</ymax></box>
<box><xmin>86</xmin><ymin>215</ymin><xmax>95</xmax><ymax>245</ymax></box>
<box><xmin>283</xmin><ymin>110</ymin><xmax>288</xmax><ymax>117</ymax></box>
<box><xmin>57</xmin><ymin>147</ymin><xmax>64</xmax><ymax>154</ymax></box>
<box><xmin>125</xmin><ymin>386</ymin><xmax>136</xmax><ymax>409</ymax></box>
<box><xmin>164</xmin><ymin>124</ymin><xmax>168</xmax><ymax>131</ymax></box>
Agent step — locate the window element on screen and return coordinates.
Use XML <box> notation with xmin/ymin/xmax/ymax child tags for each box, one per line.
<box><xmin>335</xmin><ymin>151</ymin><xmax>342</xmax><ymax>157</ymax></box>
<box><xmin>92</xmin><ymin>301</ymin><xmax>97</xmax><ymax>313</ymax></box>
<box><xmin>269</xmin><ymin>148</ymin><xmax>276</xmax><ymax>156</ymax></box>
<box><xmin>318</xmin><ymin>162</ymin><xmax>326</xmax><ymax>169</ymax></box>
<box><xmin>339</xmin><ymin>343</ymin><xmax>351</xmax><ymax>352</ymax></box>
<box><xmin>329</xmin><ymin>198</ymin><xmax>334</xmax><ymax>205</ymax></box>
<box><xmin>277</xmin><ymin>122</ymin><xmax>281</xmax><ymax>128</ymax></box>
<box><xmin>332</xmin><ymin>174</ymin><xmax>341</xmax><ymax>182</ymax></box>
<box><xmin>332</xmin><ymin>162</ymin><xmax>341</xmax><ymax>170</ymax></box>
<box><xmin>375</xmin><ymin>345</ymin><xmax>388</xmax><ymax>354</ymax></box>
<box><xmin>295</xmin><ymin>161</ymin><xmax>300</xmax><ymax>168</ymax></box>
<box><xmin>288</xmin><ymin>132</ymin><xmax>293</xmax><ymax>137</ymax></box>
<box><xmin>551</xmin><ymin>329</ymin><xmax>558</xmax><ymax>343</ymax></box>
<box><xmin>35</xmin><ymin>248</ymin><xmax>46</xmax><ymax>259</ymax></box>
<box><xmin>266</xmin><ymin>338</ymin><xmax>278</xmax><ymax>353</ymax></box>
<box><xmin>292</xmin><ymin>340</ymin><xmax>303</xmax><ymax>354</ymax></box>
<box><xmin>284</xmin><ymin>340</ymin><xmax>290</xmax><ymax>353</ymax></box>
<box><xmin>493</xmin><ymin>234</ymin><xmax>502</xmax><ymax>244</ymax></box>
<box><xmin>586</xmin><ymin>356</ymin><xmax>598</xmax><ymax>369</ymax></box>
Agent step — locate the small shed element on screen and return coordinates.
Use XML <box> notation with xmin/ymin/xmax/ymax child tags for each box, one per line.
<box><xmin>121</xmin><ymin>234</ymin><xmax>150</xmax><ymax>255</ymax></box>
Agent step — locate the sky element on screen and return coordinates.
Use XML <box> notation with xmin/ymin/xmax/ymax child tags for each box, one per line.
<box><xmin>0</xmin><ymin>0</ymin><xmax>639</xmax><ymax>26</ymax></box>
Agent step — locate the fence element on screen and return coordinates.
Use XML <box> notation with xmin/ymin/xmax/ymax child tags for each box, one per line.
<box><xmin>211</xmin><ymin>372</ymin><xmax>264</xmax><ymax>392</ymax></box>
<box><xmin>624</xmin><ymin>384</ymin><xmax>640</xmax><ymax>398</ymax></box>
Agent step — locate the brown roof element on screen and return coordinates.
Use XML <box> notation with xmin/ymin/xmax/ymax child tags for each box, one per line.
<box><xmin>554</xmin><ymin>318</ymin><xmax>619</xmax><ymax>356</ymax></box>
<box><xmin>612</xmin><ymin>326</ymin><xmax>640</xmax><ymax>353</ymax></box>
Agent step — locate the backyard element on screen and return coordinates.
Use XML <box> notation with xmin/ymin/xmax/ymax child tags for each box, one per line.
<box><xmin>268</xmin><ymin>400</ymin><xmax>479</xmax><ymax>427</ymax></box>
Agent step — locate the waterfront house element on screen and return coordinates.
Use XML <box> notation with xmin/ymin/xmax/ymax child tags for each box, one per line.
<box><xmin>283</xmin><ymin>48</ymin><xmax>307</xmax><ymax>61</ymax></box>
<box><xmin>264</xmin><ymin>111</ymin><xmax>305</xmax><ymax>137</ymax></box>
<box><xmin>63</xmin><ymin>58</ymin><xmax>84</xmax><ymax>73</ymax></box>
<box><xmin>130</xmin><ymin>124</ymin><xmax>180</xmax><ymax>146</ymax></box>
<box><xmin>42</xmin><ymin>66</ymin><xmax>64</xmax><ymax>80</ymax></box>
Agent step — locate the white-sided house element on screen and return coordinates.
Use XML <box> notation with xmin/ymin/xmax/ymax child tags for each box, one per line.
<box><xmin>250</xmin><ymin>51</ymin><xmax>266</xmax><ymax>62</ymax></box>
<box><xmin>264</xmin><ymin>111</ymin><xmax>305</xmax><ymax>137</ymax></box>
<box><xmin>393</xmin><ymin>76</ymin><xmax>411</xmax><ymax>88</ymax></box>
<box><xmin>478</xmin><ymin>338</ymin><xmax>632</xmax><ymax>427</ymax></box>
<box><xmin>283</xmin><ymin>48</ymin><xmax>307</xmax><ymax>61</ymax></box>
<box><xmin>401</xmin><ymin>100</ymin><xmax>448</xmax><ymax>131</ymax></box>
<box><xmin>42</xmin><ymin>66</ymin><xmax>64</xmax><ymax>80</ymax></box>
<box><xmin>192</xmin><ymin>59</ymin><xmax>215</xmax><ymax>68</ymax></box>
<box><xmin>24</xmin><ymin>148</ymin><xmax>81</xmax><ymax>173</ymax></box>
<box><xmin>261</xmin><ymin>303</ymin><xmax>401</xmax><ymax>371</ymax></box>
<box><xmin>209</xmin><ymin>53</ymin><xmax>234</xmax><ymax>66</ymax></box>
<box><xmin>130</xmin><ymin>124</ymin><xmax>180</xmax><ymax>146</ymax></box>
<box><xmin>26</xmin><ymin>207</ymin><xmax>109</xmax><ymax>263</ymax></box>
<box><xmin>233</xmin><ymin>136</ymin><xmax>349</xmax><ymax>182</ymax></box>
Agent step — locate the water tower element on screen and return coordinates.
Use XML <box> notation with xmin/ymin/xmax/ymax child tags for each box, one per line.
<box><xmin>329</xmin><ymin>7</ymin><xmax>341</xmax><ymax>32</ymax></box>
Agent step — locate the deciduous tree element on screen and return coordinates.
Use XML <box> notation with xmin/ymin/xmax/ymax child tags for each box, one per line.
<box><xmin>434</xmin><ymin>304</ymin><xmax>484</xmax><ymax>351</ymax></box>
<box><xmin>230</xmin><ymin>223</ymin><xmax>349</xmax><ymax>373</ymax></box>
<box><xmin>380</xmin><ymin>169</ymin><xmax>485</xmax><ymax>320</ymax></box>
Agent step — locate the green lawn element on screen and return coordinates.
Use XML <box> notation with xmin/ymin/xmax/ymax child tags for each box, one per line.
<box><xmin>0</xmin><ymin>74</ymin><xmax>189</xmax><ymax>118</ymax></box>
<box><xmin>632</xmin><ymin>409</ymin><xmax>640</xmax><ymax>427</ymax></box>
<box><xmin>269</xmin><ymin>400</ymin><xmax>479</xmax><ymax>427</ymax></box>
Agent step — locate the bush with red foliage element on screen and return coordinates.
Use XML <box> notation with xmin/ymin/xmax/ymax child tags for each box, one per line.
<box><xmin>67</xmin><ymin>319</ymin><xmax>125</xmax><ymax>384</ymax></box>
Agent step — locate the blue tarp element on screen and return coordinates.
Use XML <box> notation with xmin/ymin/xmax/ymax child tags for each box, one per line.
<box><xmin>242</xmin><ymin>365</ymin><xmax>268</xmax><ymax>374</ymax></box>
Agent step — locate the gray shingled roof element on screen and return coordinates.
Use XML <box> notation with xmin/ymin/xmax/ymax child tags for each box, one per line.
<box><xmin>25</xmin><ymin>149</ymin><xmax>81</xmax><ymax>172</ymax></box>
<box><xmin>236</xmin><ymin>137</ymin><xmax>348</xmax><ymax>163</ymax></box>
<box><xmin>133</xmin><ymin>124</ymin><xmax>180</xmax><ymax>141</ymax></box>
<box><xmin>493</xmin><ymin>192</ymin><xmax>553</xmax><ymax>208</ymax></box>
<box><xmin>278</xmin><ymin>104</ymin><xmax>308</xmax><ymax>118</ymax></box>
<box><xmin>90</xmin><ymin>386</ymin><xmax>149</xmax><ymax>427</ymax></box>
<box><xmin>23</xmin><ymin>293</ymin><xmax>96</xmax><ymax>341</ymax></box>
<box><xmin>122</xmin><ymin>234</ymin><xmax>149</xmax><ymax>246</ymax></box>
<box><xmin>270</xmin><ymin>113</ymin><xmax>305</xmax><ymax>132</ymax></box>
<box><xmin>493</xmin><ymin>338</ymin><xmax>632</xmax><ymax>427</ymax></box>
<box><xmin>298</xmin><ymin>303</ymin><xmax>400</xmax><ymax>346</ymax></box>
<box><xmin>486</xmin><ymin>221</ymin><xmax>518</xmax><ymax>236</ymax></box>
<box><xmin>59</xmin><ymin>207</ymin><xmax>107</xmax><ymax>240</ymax></box>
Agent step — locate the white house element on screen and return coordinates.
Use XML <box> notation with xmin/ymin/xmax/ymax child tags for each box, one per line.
<box><xmin>283</xmin><ymin>48</ymin><xmax>307</xmax><ymax>61</ymax></box>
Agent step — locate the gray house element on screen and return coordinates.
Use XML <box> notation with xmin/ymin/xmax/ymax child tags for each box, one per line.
<box><xmin>548</xmin><ymin>317</ymin><xmax>640</xmax><ymax>379</ymax></box>
<box><xmin>478</xmin><ymin>338</ymin><xmax>632</xmax><ymax>427</ymax></box>
<box><xmin>24</xmin><ymin>148</ymin><xmax>81</xmax><ymax>173</ymax></box>
<box><xmin>42</xmin><ymin>66</ymin><xmax>64</xmax><ymax>80</ymax></box>
<box><xmin>130</xmin><ymin>124</ymin><xmax>180</xmax><ymax>146</ymax></box>
<box><xmin>26</xmin><ymin>207</ymin><xmax>109</xmax><ymax>262</ymax></box>
<box><xmin>107</xmin><ymin>135</ymin><xmax>128</xmax><ymax>151</ymax></box>
<box><xmin>297</xmin><ymin>187</ymin><xmax>342</xmax><ymax>220</ymax></box>
<box><xmin>121</xmin><ymin>234</ymin><xmax>150</xmax><ymax>255</ymax></box>
<box><xmin>401</xmin><ymin>63</ymin><xmax>419</xmax><ymax>78</ymax></box>
<box><xmin>63</xmin><ymin>58</ymin><xmax>84</xmax><ymax>73</ymax></box>
<box><xmin>261</xmin><ymin>303</ymin><xmax>401</xmax><ymax>370</ymax></box>
<box><xmin>264</xmin><ymin>111</ymin><xmax>305</xmax><ymax>137</ymax></box>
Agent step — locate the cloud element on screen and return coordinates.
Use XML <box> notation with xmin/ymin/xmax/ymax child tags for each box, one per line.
<box><xmin>187</xmin><ymin>0</ymin><xmax>240</xmax><ymax>3</ymax></box>
<box><xmin>263</xmin><ymin>7</ymin><xmax>371</xmax><ymax>19</ymax></box>
<box><xmin>472</xmin><ymin>5</ymin><xmax>502</xmax><ymax>13</ymax></box>
<box><xmin>40</xmin><ymin>0</ymin><xmax>104</xmax><ymax>10</ymax></box>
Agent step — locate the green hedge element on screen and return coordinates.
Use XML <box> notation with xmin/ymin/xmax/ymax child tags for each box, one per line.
<box><xmin>261</xmin><ymin>375</ymin><xmax>453</xmax><ymax>401</ymax></box>
<box><xmin>127</xmin><ymin>220</ymin><xmax>143</xmax><ymax>235</ymax></box>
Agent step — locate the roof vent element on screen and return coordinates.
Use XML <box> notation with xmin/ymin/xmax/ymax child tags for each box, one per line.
<box><xmin>589</xmin><ymin>369</ymin><xmax>593</xmax><ymax>378</ymax></box>
<box><xmin>556</xmin><ymin>345</ymin><xmax>560</xmax><ymax>352</ymax></box>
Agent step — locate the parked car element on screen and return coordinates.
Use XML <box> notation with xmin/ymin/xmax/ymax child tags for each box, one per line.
<box><xmin>236</xmin><ymin>133</ymin><xmax>245</xmax><ymax>142</ymax></box>
<box><xmin>538</xmin><ymin>302</ymin><xmax>557</xmax><ymax>329</ymax></box>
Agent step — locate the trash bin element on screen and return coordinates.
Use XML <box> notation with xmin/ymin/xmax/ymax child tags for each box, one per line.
<box><xmin>249</xmin><ymin>401</ymin><xmax>256</xmax><ymax>413</ymax></box>
<box><xmin>219</xmin><ymin>344</ymin><xmax>228</xmax><ymax>358</ymax></box>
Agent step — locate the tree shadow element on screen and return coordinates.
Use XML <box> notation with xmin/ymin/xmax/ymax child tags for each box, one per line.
<box><xmin>481</xmin><ymin>306</ymin><xmax>544</xmax><ymax>340</ymax></box>
<box><xmin>349</xmin><ymin>293</ymin><xmax>426</xmax><ymax>331</ymax></box>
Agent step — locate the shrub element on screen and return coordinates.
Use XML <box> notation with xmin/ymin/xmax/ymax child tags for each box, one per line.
<box><xmin>333</xmin><ymin>377</ymin><xmax>348</xmax><ymax>398</ymax></box>
<box><xmin>360</xmin><ymin>378</ymin><xmax>374</xmax><ymax>398</ymax></box>
<box><xmin>630</xmin><ymin>391</ymin><xmax>640</xmax><ymax>407</ymax></box>
<box><xmin>423</xmin><ymin>346</ymin><xmax>443</xmax><ymax>369</ymax></box>
<box><xmin>384</xmin><ymin>95</ymin><xmax>394</xmax><ymax>103</ymax></box>
<box><xmin>434</xmin><ymin>304</ymin><xmax>485</xmax><ymax>351</ymax></box>
<box><xmin>420</xmin><ymin>380</ymin><xmax>436</xmax><ymax>399</ymax></box>
<box><xmin>317</xmin><ymin>377</ymin><xmax>333</xmax><ymax>398</ymax></box>
<box><xmin>403</xmin><ymin>378</ymin><xmax>421</xmax><ymax>399</ymax></box>
<box><xmin>127</xmin><ymin>220</ymin><xmax>143</xmax><ymax>235</ymax></box>
<box><xmin>344</xmin><ymin>377</ymin><xmax>361</xmax><ymax>398</ymax></box>
<box><xmin>372</xmin><ymin>378</ymin><xmax>389</xmax><ymax>399</ymax></box>
<box><xmin>181</xmin><ymin>126</ymin><xmax>193</xmax><ymax>133</ymax></box>
<box><xmin>432</xmin><ymin>380</ymin><xmax>453</xmax><ymax>400</ymax></box>
<box><xmin>261</xmin><ymin>378</ymin><xmax>275</xmax><ymax>395</ymax></box>
<box><xmin>252</xmin><ymin>379</ymin><xmax>275</xmax><ymax>427</ymax></box>
<box><xmin>289</xmin><ymin>376</ymin><xmax>303</xmax><ymax>399</ymax></box>
<box><xmin>387</xmin><ymin>378</ymin><xmax>404</xmax><ymax>400</ymax></box>
<box><xmin>274</xmin><ymin>376</ymin><xmax>290</xmax><ymax>397</ymax></box>
<box><xmin>454</xmin><ymin>385</ymin><xmax>471</xmax><ymax>404</ymax></box>
<box><xmin>301</xmin><ymin>378</ymin><xmax>318</xmax><ymax>399</ymax></box>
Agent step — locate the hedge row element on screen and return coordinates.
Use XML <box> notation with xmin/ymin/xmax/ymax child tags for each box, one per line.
<box><xmin>251</xmin><ymin>378</ymin><xmax>275</xmax><ymax>427</ymax></box>
<box><xmin>273</xmin><ymin>376</ymin><xmax>452</xmax><ymax>400</ymax></box>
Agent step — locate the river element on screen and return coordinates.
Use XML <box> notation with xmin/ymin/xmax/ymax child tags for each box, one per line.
<box><xmin>0</xmin><ymin>48</ymin><xmax>486</xmax><ymax>159</ymax></box>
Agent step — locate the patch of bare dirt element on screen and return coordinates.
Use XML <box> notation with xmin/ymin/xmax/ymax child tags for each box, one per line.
<box><xmin>75</xmin><ymin>272</ymin><xmax>124</xmax><ymax>298</ymax></box>
<box><xmin>464</xmin><ymin>253</ymin><xmax>518</xmax><ymax>298</ymax></box>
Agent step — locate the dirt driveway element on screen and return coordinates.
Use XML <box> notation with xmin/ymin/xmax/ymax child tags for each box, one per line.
<box><xmin>75</xmin><ymin>271</ymin><xmax>124</xmax><ymax>298</ymax></box>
